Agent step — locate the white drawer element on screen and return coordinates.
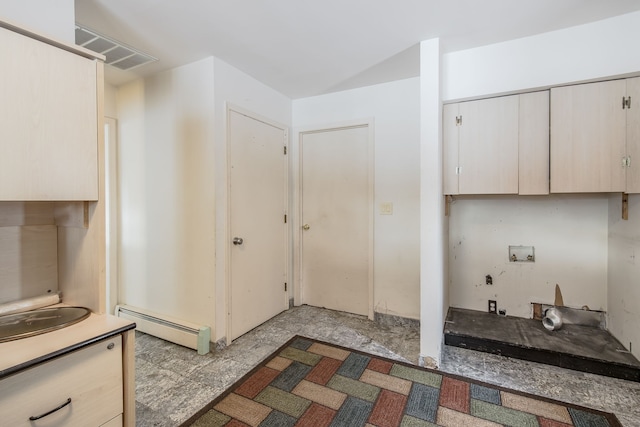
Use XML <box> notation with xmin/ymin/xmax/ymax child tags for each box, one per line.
<box><xmin>0</xmin><ymin>335</ymin><xmax>123</xmax><ymax>426</ymax></box>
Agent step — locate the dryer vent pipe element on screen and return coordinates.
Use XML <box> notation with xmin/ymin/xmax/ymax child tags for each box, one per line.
<box><xmin>542</xmin><ymin>307</ymin><xmax>563</xmax><ymax>331</ymax></box>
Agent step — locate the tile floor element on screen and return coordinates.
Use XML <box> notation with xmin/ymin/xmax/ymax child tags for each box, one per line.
<box><xmin>134</xmin><ymin>305</ymin><xmax>640</xmax><ymax>427</ymax></box>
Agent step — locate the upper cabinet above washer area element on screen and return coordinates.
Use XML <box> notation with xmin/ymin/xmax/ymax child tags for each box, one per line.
<box><xmin>0</xmin><ymin>22</ymin><xmax>102</xmax><ymax>201</ymax></box>
<box><xmin>550</xmin><ymin>78</ymin><xmax>640</xmax><ymax>194</ymax></box>
<box><xmin>443</xmin><ymin>91</ymin><xmax>550</xmax><ymax>196</ymax></box>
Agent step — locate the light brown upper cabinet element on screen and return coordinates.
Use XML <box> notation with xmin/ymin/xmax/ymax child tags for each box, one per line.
<box><xmin>550</xmin><ymin>78</ymin><xmax>640</xmax><ymax>193</ymax></box>
<box><xmin>0</xmin><ymin>25</ymin><xmax>100</xmax><ymax>201</ymax></box>
<box><xmin>444</xmin><ymin>91</ymin><xmax>549</xmax><ymax>195</ymax></box>
<box><xmin>626</xmin><ymin>77</ymin><xmax>640</xmax><ymax>193</ymax></box>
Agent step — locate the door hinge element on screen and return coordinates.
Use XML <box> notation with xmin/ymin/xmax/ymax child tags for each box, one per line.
<box><xmin>284</xmin><ymin>282</ymin><xmax>287</xmax><ymax>292</ymax></box>
<box><xmin>623</xmin><ymin>96</ymin><xmax>631</xmax><ymax>109</ymax></box>
<box><xmin>455</xmin><ymin>115</ymin><xmax>462</xmax><ymax>126</ymax></box>
<box><xmin>284</xmin><ymin>214</ymin><xmax>287</xmax><ymax>223</ymax></box>
<box><xmin>284</xmin><ymin>146</ymin><xmax>287</xmax><ymax>155</ymax></box>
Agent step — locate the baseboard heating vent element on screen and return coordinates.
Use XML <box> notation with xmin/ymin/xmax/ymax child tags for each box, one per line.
<box><xmin>115</xmin><ymin>304</ymin><xmax>210</xmax><ymax>355</ymax></box>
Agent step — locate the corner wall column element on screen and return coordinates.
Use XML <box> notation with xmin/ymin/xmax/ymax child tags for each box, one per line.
<box><xmin>419</xmin><ymin>38</ymin><xmax>445</xmax><ymax>367</ymax></box>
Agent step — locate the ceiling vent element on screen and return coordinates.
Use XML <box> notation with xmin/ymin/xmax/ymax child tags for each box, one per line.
<box><xmin>75</xmin><ymin>25</ymin><xmax>157</xmax><ymax>71</ymax></box>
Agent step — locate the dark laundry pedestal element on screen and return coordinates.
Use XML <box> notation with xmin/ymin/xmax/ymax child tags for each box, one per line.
<box><xmin>444</xmin><ymin>307</ymin><xmax>640</xmax><ymax>382</ymax></box>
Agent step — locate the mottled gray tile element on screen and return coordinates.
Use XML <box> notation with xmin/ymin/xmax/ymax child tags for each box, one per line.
<box><xmin>136</xmin><ymin>358</ymin><xmax>219</xmax><ymax>424</ymax></box>
<box><xmin>136</xmin><ymin>333</ymin><xmax>215</xmax><ymax>376</ymax></box>
<box><xmin>187</xmin><ymin>357</ymin><xmax>249</xmax><ymax>391</ymax></box>
<box><xmin>135</xmin><ymin>401</ymin><xmax>173</xmax><ymax>427</ymax></box>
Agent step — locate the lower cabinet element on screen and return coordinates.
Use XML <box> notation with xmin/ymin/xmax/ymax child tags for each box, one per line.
<box><xmin>0</xmin><ymin>336</ymin><xmax>123</xmax><ymax>426</ymax></box>
<box><xmin>102</xmin><ymin>414</ymin><xmax>124</xmax><ymax>427</ymax></box>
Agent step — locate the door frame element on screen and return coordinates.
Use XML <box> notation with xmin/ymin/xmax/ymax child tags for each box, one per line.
<box><xmin>105</xmin><ymin>116</ymin><xmax>119</xmax><ymax>316</ymax></box>
<box><xmin>225</xmin><ymin>104</ymin><xmax>290</xmax><ymax>343</ymax></box>
<box><xmin>293</xmin><ymin>119</ymin><xmax>375</xmax><ymax>320</ymax></box>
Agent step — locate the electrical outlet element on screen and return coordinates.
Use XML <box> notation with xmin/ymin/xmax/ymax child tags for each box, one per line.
<box><xmin>488</xmin><ymin>300</ymin><xmax>497</xmax><ymax>314</ymax></box>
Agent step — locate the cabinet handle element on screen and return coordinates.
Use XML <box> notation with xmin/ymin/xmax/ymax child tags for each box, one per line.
<box><xmin>29</xmin><ymin>398</ymin><xmax>72</xmax><ymax>421</ymax></box>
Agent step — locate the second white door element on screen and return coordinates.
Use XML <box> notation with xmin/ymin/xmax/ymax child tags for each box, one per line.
<box><xmin>300</xmin><ymin>125</ymin><xmax>372</xmax><ymax>317</ymax></box>
<box><xmin>229</xmin><ymin>108</ymin><xmax>288</xmax><ymax>340</ymax></box>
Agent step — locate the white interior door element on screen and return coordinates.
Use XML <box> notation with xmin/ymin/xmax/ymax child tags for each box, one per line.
<box><xmin>228</xmin><ymin>108</ymin><xmax>288</xmax><ymax>340</ymax></box>
<box><xmin>300</xmin><ymin>124</ymin><xmax>372</xmax><ymax>317</ymax></box>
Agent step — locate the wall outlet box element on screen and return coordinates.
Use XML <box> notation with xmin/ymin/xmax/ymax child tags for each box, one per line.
<box><xmin>488</xmin><ymin>300</ymin><xmax>497</xmax><ymax>314</ymax></box>
<box><xmin>509</xmin><ymin>245</ymin><xmax>535</xmax><ymax>262</ymax></box>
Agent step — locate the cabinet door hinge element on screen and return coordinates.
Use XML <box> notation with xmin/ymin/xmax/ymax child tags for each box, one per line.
<box><xmin>284</xmin><ymin>146</ymin><xmax>287</xmax><ymax>155</ymax></box>
<box><xmin>623</xmin><ymin>96</ymin><xmax>631</xmax><ymax>110</ymax></box>
<box><xmin>455</xmin><ymin>115</ymin><xmax>463</xmax><ymax>126</ymax></box>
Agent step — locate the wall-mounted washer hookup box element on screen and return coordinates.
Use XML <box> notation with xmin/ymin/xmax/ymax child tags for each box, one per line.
<box><xmin>509</xmin><ymin>245</ymin><xmax>535</xmax><ymax>262</ymax></box>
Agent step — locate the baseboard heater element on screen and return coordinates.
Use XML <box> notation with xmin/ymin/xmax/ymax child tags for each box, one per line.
<box><xmin>115</xmin><ymin>304</ymin><xmax>211</xmax><ymax>355</ymax></box>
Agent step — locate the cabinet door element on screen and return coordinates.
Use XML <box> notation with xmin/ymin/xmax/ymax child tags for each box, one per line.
<box><xmin>459</xmin><ymin>95</ymin><xmax>519</xmax><ymax>194</ymax></box>
<box><xmin>443</xmin><ymin>103</ymin><xmax>459</xmax><ymax>195</ymax></box>
<box><xmin>519</xmin><ymin>91</ymin><xmax>550</xmax><ymax>195</ymax></box>
<box><xmin>626</xmin><ymin>77</ymin><xmax>640</xmax><ymax>193</ymax></box>
<box><xmin>550</xmin><ymin>80</ymin><xmax>627</xmax><ymax>193</ymax></box>
<box><xmin>0</xmin><ymin>336</ymin><xmax>122</xmax><ymax>426</ymax></box>
<box><xmin>0</xmin><ymin>27</ymin><xmax>98</xmax><ymax>201</ymax></box>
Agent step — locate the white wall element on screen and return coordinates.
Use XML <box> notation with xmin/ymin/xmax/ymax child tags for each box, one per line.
<box><xmin>104</xmin><ymin>83</ymin><xmax>117</xmax><ymax>118</ymax></box>
<box><xmin>443</xmin><ymin>11</ymin><xmax>640</xmax><ymax>101</ymax></box>
<box><xmin>116</xmin><ymin>56</ymin><xmax>292</xmax><ymax>342</ymax></box>
<box><xmin>420</xmin><ymin>39</ymin><xmax>445</xmax><ymax>366</ymax></box>
<box><xmin>212</xmin><ymin>57</ymin><xmax>292</xmax><ymax>341</ymax></box>
<box><xmin>608</xmin><ymin>194</ymin><xmax>640</xmax><ymax>360</ymax></box>
<box><xmin>0</xmin><ymin>0</ymin><xmax>75</xmax><ymax>43</ymax></box>
<box><xmin>116</xmin><ymin>57</ymin><xmax>216</xmax><ymax>330</ymax></box>
<box><xmin>449</xmin><ymin>196</ymin><xmax>608</xmax><ymax>317</ymax></box>
<box><xmin>293</xmin><ymin>77</ymin><xmax>421</xmax><ymax>321</ymax></box>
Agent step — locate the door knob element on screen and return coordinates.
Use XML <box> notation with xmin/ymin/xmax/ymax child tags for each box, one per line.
<box><xmin>302</xmin><ymin>224</ymin><xmax>310</xmax><ymax>230</ymax></box>
<box><xmin>233</xmin><ymin>237</ymin><xmax>243</xmax><ymax>245</ymax></box>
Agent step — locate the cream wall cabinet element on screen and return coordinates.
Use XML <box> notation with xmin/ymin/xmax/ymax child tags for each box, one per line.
<box><xmin>518</xmin><ymin>91</ymin><xmax>550</xmax><ymax>195</ymax></box>
<box><xmin>550</xmin><ymin>78</ymin><xmax>640</xmax><ymax>193</ymax></box>
<box><xmin>0</xmin><ymin>336</ymin><xmax>123</xmax><ymax>427</ymax></box>
<box><xmin>625</xmin><ymin>77</ymin><xmax>640</xmax><ymax>193</ymax></box>
<box><xmin>444</xmin><ymin>91</ymin><xmax>549</xmax><ymax>195</ymax></box>
<box><xmin>0</xmin><ymin>24</ymin><xmax>100</xmax><ymax>201</ymax></box>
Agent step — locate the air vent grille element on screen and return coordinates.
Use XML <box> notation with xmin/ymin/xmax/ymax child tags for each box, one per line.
<box><xmin>75</xmin><ymin>25</ymin><xmax>157</xmax><ymax>71</ymax></box>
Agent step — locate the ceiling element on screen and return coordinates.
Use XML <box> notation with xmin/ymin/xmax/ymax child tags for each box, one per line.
<box><xmin>75</xmin><ymin>0</ymin><xmax>640</xmax><ymax>99</ymax></box>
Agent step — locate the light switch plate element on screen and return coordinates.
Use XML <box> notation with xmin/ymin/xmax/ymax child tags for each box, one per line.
<box><xmin>380</xmin><ymin>202</ymin><xmax>393</xmax><ymax>215</ymax></box>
